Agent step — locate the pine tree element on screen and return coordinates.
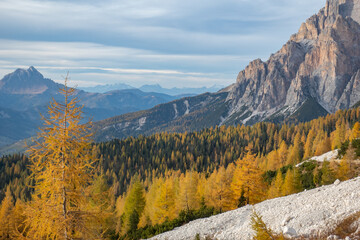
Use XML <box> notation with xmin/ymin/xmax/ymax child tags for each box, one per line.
<box><xmin>123</xmin><ymin>179</ymin><xmax>146</xmax><ymax>231</ymax></box>
<box><xmin>320</xmin><ymin>160</ymin><xmax>335</xmax><ymax>185</ymax></box>
<box><xmin>24</xmin><ymin>78</ymin><xmax>99</xmax><ymax>239</ymax></box>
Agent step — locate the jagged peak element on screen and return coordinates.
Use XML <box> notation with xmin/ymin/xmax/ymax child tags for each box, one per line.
<box><xmin>28</xmin><ymin>66</ymin><xmax>38</xmax><ymax>72</ymax></box>
<box><xmin>0</xmin><ymin>66</ymin><xmax>55</xmax><ymax>94</ymax></box>
<box><xmin>325</xmin><ymin>0</ymin><xmax>360</xmax><ymax>23</ymax></box>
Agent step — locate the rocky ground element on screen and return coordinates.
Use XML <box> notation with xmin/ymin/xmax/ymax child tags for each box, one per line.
<box><xmin>149</xmin><ymin>177</ymin><xmax>360</xmax><ymax>240</ymax></box>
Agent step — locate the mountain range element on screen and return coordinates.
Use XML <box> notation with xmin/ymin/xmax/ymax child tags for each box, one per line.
<box><xmin>3</xmin><ymin>0</ymin><xmax>360</xmax><ymax>147</ymax></box>
<box><xmin>80</xmin><ymin>83</ymin><xmax>224</xmax><ymax>96</ymax></box>
<box><xmin>0</xmin><ymin>67</ymin><xmax>183</xmax><ymax>147</ymax></box>
<box><xmin>93</xmin><ymin>0</ymin><xmax>360</xmax><ymax>141</ymax></box>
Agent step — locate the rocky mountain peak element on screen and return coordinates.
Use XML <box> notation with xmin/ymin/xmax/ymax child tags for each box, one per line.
<box><xmin>223</xmin><ymin>0</ymin><xmax>360</xmax><ymax>125</ymax></box>
<box><xmin>326</xmin><ymin>0</ymin><xmax>360</xmax><ymax>23</ymax></box>
<box><xmin>0</xmin><ymin>66</ymin><xmax>56</xmax><ymax>94</ymax></box>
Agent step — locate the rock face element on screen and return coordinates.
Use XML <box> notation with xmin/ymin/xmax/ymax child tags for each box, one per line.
<box><xmin>225</xmin><ymin>0</ymin><xmax>360</xmax><ymax>125</ymax></box>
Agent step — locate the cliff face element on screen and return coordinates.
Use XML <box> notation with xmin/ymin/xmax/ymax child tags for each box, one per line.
<box><xmin>225</xmin><ymin>0</ymin><xmax>360</xmax><ymax>124</ymax></box>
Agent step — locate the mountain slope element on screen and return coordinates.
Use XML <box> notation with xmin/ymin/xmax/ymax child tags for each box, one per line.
<box><xmin>93</xmin><ymin>91</ymin><xmax>229</xmax><ymax>141</ymax></box>
<box><xmin>0</xmin><ymin>67</ymin><xmax>179</xmax><ymax>146</ymax></box>
<box><xmin>149</xmin><ymin>177</ymin><xmax>360</xmax><ymax>240</ymax></box>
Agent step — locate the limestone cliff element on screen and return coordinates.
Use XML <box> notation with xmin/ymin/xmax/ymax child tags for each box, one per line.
<box><xmin>225</xmin><ymin>0</ymin><xmax>360</xmax><ymax>124</ymax></box>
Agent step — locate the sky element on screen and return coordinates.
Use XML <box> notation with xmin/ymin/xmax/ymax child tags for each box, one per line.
<box><xmin>0</xmin><ymin>0</ymin><xmax>325</xmax><ymax>88</ymax></box>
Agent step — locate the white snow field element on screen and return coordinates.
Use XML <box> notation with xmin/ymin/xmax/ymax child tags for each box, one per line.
<box><xmin>149</xmin><ymin>177</ymin><xmax>360</xmax><ymax>240</ymax></box>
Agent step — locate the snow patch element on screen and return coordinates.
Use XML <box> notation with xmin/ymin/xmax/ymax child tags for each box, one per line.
<box><xmin>149</xmin><ymin>177</ymin><xmax>360</xmax><ymax>240</ymax></box>
<box><xmin>136</xmin><ymin>117</ymin><xmax>146</xmax><ymax>130</ymax></box>
<box><xmin>184</xmin><ymin>100</ymin><xmax>190</xmax><ymax>115</ymax></box>
<box><xmin>173</xmin><ymin>103</ymin><xmax>178</xmax><ymax>119</ymax></box>
<box><xmin>0</xmin><ymin>111</ymin><xmax>10</xmax><ymax>119</ymax></box>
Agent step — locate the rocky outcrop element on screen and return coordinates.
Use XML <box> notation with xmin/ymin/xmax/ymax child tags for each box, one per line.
<box><xmin>225</xmin><ymin>0</ymin><xmax>360</xmax><ymax>124</ymax></box>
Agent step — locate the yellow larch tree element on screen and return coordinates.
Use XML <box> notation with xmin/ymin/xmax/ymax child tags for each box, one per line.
<box><xmin>267</xmin><ymin>170</ymin><xmax>283</xmax><ymax>199</ymax></box>
<box><xmin>205</xmin><ymin>166</ymin><xmax>234</xmax><ymax>213</ymax></box>
<box><xmin>282</xmin><ymin>169</ymin><xmax>299</xmax><ymax>196</ymax></box>
<box><xmin>153</xmin><ymin>176</ymin><xmax>177</xmax><ymax>224</ymax></box>
<box><xmin>24</xmin><ymin>78</ymin><xmax>99</xmax><ymax>239</ymax></box>
<box><xmin>338</xmin><ymin>146</ymin><xmax>356</xmax><ymax>180</ymax></box>
<box><xmin>351</xmin><ymin>122</ymin><xmax>360</xmax><ymax>140</ymax></box>
<box><xmin>331</xmin><ymin>119</ymin><xmax>347</xmax><ymax>149</ymax></box>
<box><xmin>231</xmin><ymin>151</ymin><xmax>265</xmax><ymax>205</ymax></box>
<box><xmin>141</xmin><ymin>177</ymin><xmax>162</xmax><ymax>226</ymax></box>
<box><xmin>278</xmin><ymin>141</ymin><xmax>288</xmax><ymax>166</ymax></box>
<box><xmin>177</xmin><ymin>171</ymin><xmax>200</xmax><ymax>212</ymax></box>
<box><xmin>12</xmin><ymin>199</ymin><xmax>26</xmax><ymax>238</ymax></box>
<box><xmin>0</xmin><ymin>186</ymin><xmax>14</xmax><ymax>239</ymax></box>
<box><xmin>303</xmin><ymin>129</ymin><xmax>315</xmax><ymax>159</ymax></box>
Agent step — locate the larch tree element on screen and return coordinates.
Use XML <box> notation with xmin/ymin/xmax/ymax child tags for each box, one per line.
<box><xmin>338</xmin><ymin>146</ymin><xmax>355</xmax><ymax>180</ymax></box>
<box><xmin>153</xmin><ymin>176</ymin><xmax>176</xmax><ymax>224</ymax></box>
<box><xmin>351</xmin><ymin>122</ymin><xmax>360</xmax><ymax>140</ymax></box>
<box><xmin>177</xmin><ymin>171</ymin><xmax>199</xmax><ymax>212</ymax></box>
<box><xmin>0</xmin><ymin>186</ymin><xmax>14</xmax><ymax>239</ymax></box>
<box><xmin>278</xmin><ymin>141</ymin><xmax>288</xmax><ymax>166</ymax></box>
<box><xmin>267</xmin><ymin>170</ymin><xmax>283</xmax><ymax>199</ymax></box>
<box><xmin>231</xmin><ymin>151</ymin><xmax>265</xmax><ymax>205</ymax></box>
<box><xmin>205</xmin><ymin>166</ymin><xmax>234</xmax><ymax>213</ymax></box>
<box><xmin>282</xmin><ymin>169</ymin><xmax>298</xmax><ymax>196</ymax></box>
<box><xmin>24</xmin><ymin>77</ymin><xmax>100</xmax><ymax>239</ymax></box>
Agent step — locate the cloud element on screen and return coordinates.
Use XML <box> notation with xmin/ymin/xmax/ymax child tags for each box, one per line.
<box><xmin>0</xmin><ymin>0</ymin><xmax>326</xmax><ymax>87</ymax></box>
<box><xmin>0</xmin><ymin>39</ymin><xmax>245</xmax><ymax>87</ymax></box>
<box><xmin>0</xmin><ymin>0</ymin><xmax>324</xmax><ymax>54</ymax></box>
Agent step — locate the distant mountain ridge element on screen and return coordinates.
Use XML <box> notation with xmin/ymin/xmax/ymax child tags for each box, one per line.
<box><xmin>93</xmin><ymin>0</ymin><xmax>360</xmax><ymax>142</ymax></box>
<box><xmin>0</xmin><ymin>67</ymin><xmax>182</xmax><ymax>147</ymax></box>
<box><xmin>80</xmin><ymin>83</ymin><xmax>224</xmax><ymax>96</ymax></box>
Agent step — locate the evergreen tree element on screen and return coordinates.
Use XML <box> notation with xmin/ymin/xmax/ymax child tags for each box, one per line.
<box><xmin>320</xmin><ymin>160</ymin><xmax>335</xmax><ymax>185</ymax></box>
<box><xmin>123</xmin><ymin>179</ymin><xmax>146</xmax><ymax>231</ymax></box>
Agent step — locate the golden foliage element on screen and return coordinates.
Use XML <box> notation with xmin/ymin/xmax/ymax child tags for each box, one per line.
<box><xmin>24</xmin><ymin>78</ymin><xmax>100</xmax><ymax>239</ymax></box>
<box><xmin>232</xmin><ymin>151</ymin><xmax>265</xmax><ymax>205</ymax></box>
